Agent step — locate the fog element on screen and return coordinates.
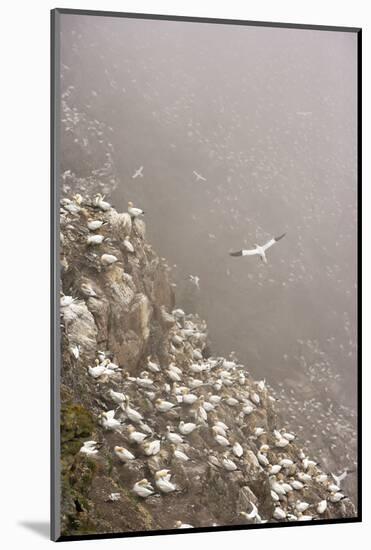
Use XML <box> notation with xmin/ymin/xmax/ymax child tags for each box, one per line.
<box><xmin>59</xmin><ymin>14</ymin><xmax>358</xmax><ymax>492</ymax></box>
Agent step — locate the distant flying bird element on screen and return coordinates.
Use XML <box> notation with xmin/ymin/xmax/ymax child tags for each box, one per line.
<box><xmin>189</xmin><ymin>275</ymin><xmax>200</xmax><ymax>289</ymax></box>
<box><xmin>229</xmin><ymin>233</ymin><xmax>286</xmax><ymax>264</ymax></box>
<box><xmin>193</xmin><ymin>170</ymin><xmax>206</xmax><ymax>182</ymax></box>
<box><xmin>132</xmin><ymin>166</ymin><xmax>144</xmax><ymax>179</ymax></box>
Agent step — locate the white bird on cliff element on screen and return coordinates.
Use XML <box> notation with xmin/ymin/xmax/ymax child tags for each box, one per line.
<box><xmin>147</xmin><ymin>356</ymin><xmax>161</xmax><ymax>373</ymax></box>
<box><xmin>127</xmin><ymin>426</ymin><xmax>149</xmax><ymax>444</ymax></box>
<box><xmin>109</xmin><ymin>388</ymin><xmax>126</xmax><ymax>405</ymax></box>
<box><xmin>175</xmin><ymin>521</ymin><xmax>194</xmax><ymax>528</ymax></box>
<box><xmin>100</xmin><ymin>410</ymin><xmax>121</xmax><ymax>431</ymax></box>
<box><xmin>87</xmin><ymin>219</ymin><xmax>106</xmax><ymax>231</ymax></box>
<box><xmin>60</xmin><ymin>295</ymin><xmax>75</xmax><ymax>307</ymax></box>
<box><xmin>273</xmin><ymin>507</ymin><xmax>286</xmax><ymax>520</ymax></box>
<box><xmin>133</xmin><ymin>479</ymin><xmax>154</xmax><ymax>498</ymax></box>
<box><xmin>171</xmin><ymin>445</ymin><xmax>190</xmax><ymax>462</ymax></box>
<box><xmin>317</xmin><ymin>500</ymin><xmax>328</xmax><ymax>514</ymax></box>
<box><xmin>93</xmin><ymin>193</ymin><xmax>111</xmax><ymax>211</ymax></box>
<box><xmin>166</xmin><ymin>427</ymin><xmax>184</xmax><ymax>445</ymax></box>
<box><xmin>87</xmin><ymin>234</ymin><xmax>105</xmax><ymax>245</ymax></box>
<box><xmin>123</xmin><ymin>237</ymin><xmax>134</xmax><ymax>253</ymax></box>
<box><xmin>114</xmin><ymin>446</ymin><xmax>135</xmax><ymax>463</ymax></box>
<box><xmin>155</xmin><ymin>398</ymin><xmax>177</xmax><ymax>413</ymax></box>
<box><xmin>222</xmin><ymin>456</ymin><xmax>238</xmax><ymax>471</ymax></box>
<box><xmin>179</xmin><ymin>421</ymin><xmax>197</xmax><ymax>435</ymax></box>
<box><xmin>155</xmin><ymin>471</ymin><xmax>177</xmax><ymax>493</ymax></box>
<box><xmin>69</xmin><ymin>344</ymin><xmax>80</xmax><ymax>359</ymax></box>
<box><xmin>229</xmin><ymin>233</ymin><xmax>286</xmax><ymax>263</ymax></box>
<box><xmin>212</xmin><ymin>428</ymin><xmax>230</xmax><ymax>447</ymax></box>
<box><xmin>101</xmin><ymin>253</ymin><xmax>118</xmax><ymax>266</ymax></box>
<box><xmin>232</xmin><ymin>441</ymin><xmax>244</xmax><ymax>458</ymax></box>
<box><xmin>88</xmin><ymin>364</ymin><xmax>107</xmax><ymax>378</ymax></box>
<box><xmin>124</xmin><ymin>399</ymin><xmax>144</xmax><ymax>423</ymax></box>
<box><xmin>132</xmin><ymin>166</ymin><xmax>144</xmax><ymax>179</ymax></box>
<box><xmin>143</xmin><ymin>440</ymin><xmax>161</xmax><ymax>456</ymax></box>
<box><xmin>127</xmin><ymin>201</ymin><xmax>145</xmax><ymax>218</ymax></box>
<box><xmin>240</xmin><ymin>502</ymin><xmax>259</xmax><ymax>521</ymax></box>
<box><xmin>296</xmin><ymin>501</ymin><xmax>310</xmax><ymax>513</ymax></box>
<box><xmin>79</xmin><ymin>440</ymin><xmax>98</xmax><ymax>456</ymax></box>
<box><xmin>80</xmin><ymin>282</ymin><xmax>98</xmax><ymax>298</ymax></box>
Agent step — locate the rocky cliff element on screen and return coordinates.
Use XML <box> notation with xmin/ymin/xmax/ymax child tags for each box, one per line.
<box><xmin>59</xmin><ymin>195</ymin><xmax>355</xmax><ymax>537</ymax></box>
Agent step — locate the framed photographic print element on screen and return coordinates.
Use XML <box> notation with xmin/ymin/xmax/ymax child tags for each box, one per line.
<box><xmin>51</xmin><ymin>8</ymin><xmax>361</xmax><ymax>542</ymax></box>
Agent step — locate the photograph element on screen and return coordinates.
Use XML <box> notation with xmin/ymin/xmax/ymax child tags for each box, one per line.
<box><xmin>52</xmin><ymin>9</ymin><xmax>360</xmax><ymax>541</ymax></box>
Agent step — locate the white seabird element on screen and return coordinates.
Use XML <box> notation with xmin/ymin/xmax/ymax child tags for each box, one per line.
<box><xmin>79</xmin><ymin>440</ymin><xmax>98</xmax><ymax>456</ymax></box>
<box><xmin>132</xmin><ymin>166</ymin><xmax>144</xmax><ymax>179</ymax></box>
<box><xmin>109</xmin><ymin>388</ymin><xmax>126</xmax><ymax>405</ymax></box>
<box><xmin>93</xmin><ymin>194</ymin><xmax>111</xmax><ymax>211</ymax></box>
<box><xmin>87</xmin><ymin>234</ymin><xmax>105</xmax><ymax>245</ymax></box>
<box><xmin>331</xmin><ymin>469</ymin><xmax>351</xmax><ymax>488</ymax></box>
<box><xmin>193</xmin><ymin>170</ymin><xmax>207</xmax><ymax>182</ymax></box>
<box><xmin>155</xmin><ymin>470</ymin><xmax>177</xmax><ymax>493</ymax></box>
<box><xmin>179</xmin><ymin>421</ymin><xmax>197</xmax><ymax>435</ymax></box>
<box><xmin>114</xmin><ymin>446</ymin><xmax>135</xmax><ymax>463</ymax></box>
<box><xmin>189</xmin><ymin>275</ymin><xmax>200</xmax><ymax>289</ymax></box>
<box><xmin>123</xmin><ymin>237</ymin><xmax>134</xmax><ymax>253</ymax></box>
<box><xmin>143</xmin><ymin>440</ymin><xmax>161</xmax><ymax>456</ymax></box>
<box><xmin>127</xmin><ymin>426</ymin><xmax>148</xmax><ymax>444</ymax></box>
<box><xmin>87</xmin><ymin>219</ymin><xmax>106</xmax><ymax>231</ymax></box>
<box><xmin>101</xmin><ymin>253</ymin><xmax>118</xmax><ymax>266</ymax></box>
<box><xmin>229</xmin><ymin>233</ymin><xmax>286</xmax><ymax>263</ymax></box>
<box><xmin>127</xmin><ymin>201</ymin><xmax>145</xmax><ymax>218</ymax></box>
<box><xmin>175</xmin><ymin>521</ymin><xmax>194</xmax><ymax>528</ymax></box>
<box><xmin>100</xmin><ymin>410</ymin><xmax>121</xmax><ymax>431</ymax></box>
<box><xmin>317</xmin><ymin>500</ymin><xmax>327</xmax><ymax>514</ymax></box>
<box><xmin>155</xmin><ymin>398</ymin><xmax>177</xmax><ymax>413</ymax></box>
<box><xmin>133</xmin><ymin>479</ymin><xmax>154</xmax><ymax>498</ymax></box>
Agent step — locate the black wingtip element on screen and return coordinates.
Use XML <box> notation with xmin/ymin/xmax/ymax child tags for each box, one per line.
<box><xmin>275</xmin><ymin>233</ymin><xmax>286</xmax><ymax>242</ymax></box>
<box><xmin>229</xmin><ymin>250</ymin><xmax>243</xmax><ymax>257</ymax></box>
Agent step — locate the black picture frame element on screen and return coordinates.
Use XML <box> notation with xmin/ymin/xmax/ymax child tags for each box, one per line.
<box><xmin>51</xmin><ymin>8</ymin><xmax>362</xmax><ymax>542</ymax></box>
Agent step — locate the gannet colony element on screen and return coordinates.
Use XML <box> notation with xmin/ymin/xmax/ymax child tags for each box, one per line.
<box><xmin>59</xmin><ymin>193</ymin><xmax>356</xmax><ymax>536</ymax></box>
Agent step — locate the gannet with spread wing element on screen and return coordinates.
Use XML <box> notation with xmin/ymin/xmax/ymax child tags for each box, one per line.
<box><xmin>229</xmin><ymin>233</ymin><xmax>286</xmax><ymax>263</ymax></box>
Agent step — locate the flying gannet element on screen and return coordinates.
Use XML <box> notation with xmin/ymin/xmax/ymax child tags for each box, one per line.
<box><xmin>132</xmin><ymin>166</ymin><xmax>144</xmax><ymax>179</ymax></box>
<box><xmin>229</xmin><ymin>233</ymin><xmax>286</xmax><ymax>263</ymax></box>
<box><xmin>193</xmin><ymin>170</ymin><xmax>207</xmax><ymax>182</ymax></box>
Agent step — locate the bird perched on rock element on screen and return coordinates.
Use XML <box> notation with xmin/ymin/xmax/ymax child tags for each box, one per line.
<box><xmin>101</xmin><ymin>253</ymin><xmax>118</xmax><ymax>266</ymax></box>
<box><xmin>100</xmin><ymin>410</ymin><xmax>121</xmax><ymax>431</ymax></box>
<box><xmin>109</xmin><ymin>388</ymin><xmax>126</xmax><ymax>405</ymax></box>
<box><xmin>155</xmin><ymin>470</ymin><xmax>177</xmax><ymax>493</ymax></box>
<box><xmin>93</xmin><ymin>193</ymin><xmax>111</xmax><ymax>211</ymax></box>
<box><xmin>114</xmin><ymin>446</ymin><xmax>135</xmax><ymax>463</ymax></box>
<box><xmin>79</xmin><ymin>441</ymin><xmax>99</xmax><ymax>456</ymax></box>
<box><xmin>127</xmin><ymin>425</ymin><xmax>148</xmax><ymax>444</ymax></box>
<box><xmin>143</xmin><ymin>440</ymin><xmax>161</xmax><ymax>456</ymax></box>
<box><xmin>123</xmin><ymin>237</ymin><xmax>134</xmax><ymax>253</ymax></box>
<box><xmin>132</xmin><ymin>479</ymin><xmax>154</xmax><ymax>498</ymax></box>
<box><xmin>87</xmin><ymin>219</ymin><xmax>106</xmax><ymax>231</ymax></box>
<box><xmin>127</xmin><ymin>201</ymin><xmax>145</xmax><ymax>218</ymax></box>
<box><xmin>87</xmin><ymin>234</ymin><xmax>105</xmax><ymax>245</ymax></box>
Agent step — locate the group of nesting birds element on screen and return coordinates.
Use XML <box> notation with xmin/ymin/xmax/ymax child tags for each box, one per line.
<box><xmin>61</xmin><ymin>193</ymin><xmax>351</xmax><ymax>529</ymax></box>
